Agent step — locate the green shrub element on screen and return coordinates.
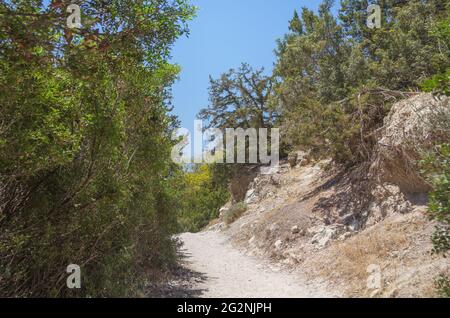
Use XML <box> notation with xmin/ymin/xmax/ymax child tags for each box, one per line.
<box><xmin>223</xmin><ymin>203</ymin><xmax>248</xmax><ymax>225</ymax></box>
<box><xmin>421</xmin><ymin>144</ymin><xmax>450</xmax><ymax>256</ymax></box>
<box><xmin>436</xmin><ymin>275</ymin><xmax>450</xmax><ymax>298</ymax></box>
<box><xmin>274</xmin><ymin>0</ymin><xmax>449</xmax><ymax>166</ymax></box>
<box><xmin>420</xmin><ymin>51</ymin><xmax>449</xmax><ymax>297</ymax></box>
<box><xmin>176</xmin><ymin>165</ymin><xmax>230</xmax><ymax>233</ymax></box>
<box><xmin>0</xmin><ymin>0</ymin><xmax>195</xmax><ymax>297</ymax></box>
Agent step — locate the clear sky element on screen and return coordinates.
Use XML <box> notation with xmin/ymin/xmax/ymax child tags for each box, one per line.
<box><xmin>170</xmin><ymin>0</ymin><xmax>339</xmax><ymax>132</ymax></box>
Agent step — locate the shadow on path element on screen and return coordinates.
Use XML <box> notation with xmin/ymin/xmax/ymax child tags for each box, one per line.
<box><xmin>147</xmin><ymin>251</ymin><xmax>209</xmax><ymax>298</ymax></box>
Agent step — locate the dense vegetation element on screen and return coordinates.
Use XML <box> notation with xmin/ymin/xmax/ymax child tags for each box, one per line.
<box><xmin>198</xmin><ymin>0</ymin><xmax>449</xmax><ymax>295</ymax></box>
<box><xmin>420</xmin><ymin>2</ymin><xmax>450</xmax><ymax>297</ymax></box>
<box><xmin>274</xmin><ymin>0</ymin><xmax>448</xmax><ymax>164</ymax></box>
<box><xmin>199</xmin><ymin>1</ymin><xmax>448</xmax><ymax>166</ymax></box>
<box><xmin>0</xmin><ymin>0</ymin><xmax>194</xmax><ymax>297</ymax></box>
<box><xmin>176</xmin><ymin>164</ymin><xmax>229</xmax><ymax>232</ymax></box>
<box><xmin>198</xmin><ymin>63</ymin><xmax>278</xmax><ymax>131</ymax></box>
<box><xmin>0</xmin><ymin>0</ymin><xmax>448</xmax><ymax>298</ymax></box>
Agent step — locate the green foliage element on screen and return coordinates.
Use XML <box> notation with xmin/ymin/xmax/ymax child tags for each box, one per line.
<box><xmin>421</xmin><ymin>144</ymin><xmax>450</xmax><ymax>256</ymax></box>
<box><xmin>274</xmin><ymin>0</ymin><xmax>449</xmax><ymax>165</ymax></box>
<box><xmin>223</xmin><ymin>202</ymin><xmax>248</xmax><ymax>225</ymax></box>
<box><xmin>198</xmin><ymin>63</ymin><xmax>277</xmax><ymax>130</ymax></box>
<box><xmin>422</xmin><ymin>70</ymin><xmax>450</xmax><ymax>97</ymax></box>
<box><xmin>176</xmin><ymin>164</ymin><xmax>230</xmax><ymax>232</ymax></box>
<box><xmin>198</xmin><ymin>63</ymin><xmax>281</xmax><ymax>183</ymax></box>
<box><xmin>421</xmin><ymin>2</ymin><xmax>450</xmax><ymax>97</ymax></box>
<box><xmin>417</xmin><ymin>2</ymin><xmax>450</xmax><ymax>296</ymax></box>
<box><xmin>289</xmin><ymin>10</ymin><xmax>303</xmax><ymax>35</ymax></box>
<box><xmin>420</xmin><ymin>115</ymin><xmax>450</xmax><ymax>298</ymax></box>
<box><xmin>436</xmin><ymin>274</ymin><xmax>450</xmax><ymax>298</ymax></box>
<box><xmin>0</xmin><ymin>0</ymin><xmax>195</xmax><ymax>297</ymax></box>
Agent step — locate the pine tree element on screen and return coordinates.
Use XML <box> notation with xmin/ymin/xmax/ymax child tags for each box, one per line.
<box><xmin>289</xmin><ymin>10</ymin><xmax>303</xmax><ymax>34</ymax></box>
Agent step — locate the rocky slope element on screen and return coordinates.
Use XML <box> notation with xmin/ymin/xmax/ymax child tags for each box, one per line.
<box><xmin>207</xmin><ymin>94</ymin><xmax>449</xmax><ymax>298</ymax></box>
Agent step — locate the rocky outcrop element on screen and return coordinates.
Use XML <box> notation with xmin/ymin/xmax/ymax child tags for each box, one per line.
<box><xmin>365</xmin><ymin>183</ymin><xmax>412</xmax><ymax>227</ymax></box>
<box><xmin>370</xmin><ymin>94</ymin><xmax>449</xmax><ymax>194</ymax></box>
<box><xmin>229</xmin><ymin>166</ymin><xmax>258</xmax><ymax>203</ymax></box>
<box><xmin>209</xmin><ymin>94</ymin><xmax>448</xmax><ymax>297</ymax></box>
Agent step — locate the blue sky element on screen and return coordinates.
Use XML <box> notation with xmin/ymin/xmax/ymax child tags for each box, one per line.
<box><xmin>170</xmin><ymin>0</ymin><xmax>339</xmax><ymax>131</ymax></box>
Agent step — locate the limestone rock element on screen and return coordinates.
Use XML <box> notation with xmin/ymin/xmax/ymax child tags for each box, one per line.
<box><xmin>274</xmin><ymin>240</ymin><xmax>283</xmax><ymax>250</ymax></box>
<box><xmin>309</xmin><ymin>225</ymin><xmax>343</xmax><ymax>248</ymax></box>
<box><xmin>370</xmin><ymin>94</ymin><xmax>448</xmax><ymax>194</ymax></box>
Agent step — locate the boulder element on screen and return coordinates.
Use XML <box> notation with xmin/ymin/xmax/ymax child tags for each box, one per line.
<box><xmin>370</xmin><ymin>94</ymin><xmax>449</xmax><ymax>194</ymax></box>
<box><xmin>244</xmin><ymin>188</ymin><xmax>257</xmax><ymax>204</ymax></box>
<box><xmin>366</xmin><ymin>184</ymin><xmax>412</xmax><ymax>227</ymax></box>
<box><xmin>274</xmin><ymin>240</ymin><xmax>283</xmax><ymax>250</ymax></box>
<box><xmin>309</xmin><ymin>225</ymin><xmax>344</xmax><ymax>248</ymax></box>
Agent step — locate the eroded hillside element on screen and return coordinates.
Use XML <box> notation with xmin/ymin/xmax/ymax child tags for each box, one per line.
<box><xmin>204</xmin><ymin>94</ymin><xmax>449</xmax><ymax>297</ymax></box>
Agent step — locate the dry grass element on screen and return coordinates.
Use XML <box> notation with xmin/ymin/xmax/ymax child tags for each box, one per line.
<box><xmin>206</xmin><ymin>217</ymin><xmax>221</xmax><ymax>229</ymax></box>
<box><xmin>220</xmin><ymin>148</ymin><xmax>445</xmax><ymax>297</ymax></box>
<box><xmin>311</xmin><ymin>218</ymin><xmax>422</xmax><ymax>296</ymax></box>
<box><xmin>223</xmin><ymin>203</ymin><xmax>248</xmax><ymax>225</ymax></box>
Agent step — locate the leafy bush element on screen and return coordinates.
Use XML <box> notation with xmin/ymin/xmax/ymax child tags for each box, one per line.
<box><xmin>422</xmin><ymin>69</ymin><xmax>450</xmax><ymax>97</ymax></box>
<box><xmin>223</xmin><ymin>203</ymin><xmax>248</xmax><ymax>225</ymax></box>
<box><xmin>176</xmin><ymin>165</ymin><xmax>230</xmax><ymax>232</ymax></box>
<box><xmin>421</xmin><ymin>144</ymin><xmax>450</xmax><ymax>256</ymax></box>
<box><xmin>420</xmin><ymin>139</ymin><xmax>449</xmax><ymax>299</ymax></box>
<box><xmin>419</xmin><ymin>5</ymin><xmax>450</xmax><ymax>294</ymax></box>
<box><xmin>0</xmin><ymin>0</ymin><xmax>194</xmax><ymax>297</ymax></box>
<box><xmin>436</xmin><ymin>275</ymin><xmax>450</xmax><ymax>298</ymax></box>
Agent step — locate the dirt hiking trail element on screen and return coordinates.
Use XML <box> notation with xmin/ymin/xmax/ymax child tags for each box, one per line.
<box><xmin>178</xmin><ymin>231</ymin><xmax>332</xmax><ymax>298</ymax></box>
